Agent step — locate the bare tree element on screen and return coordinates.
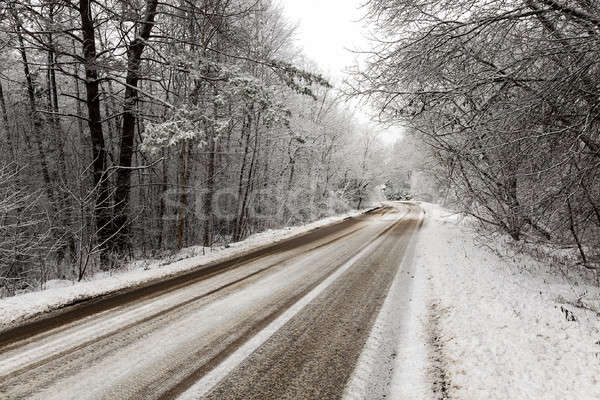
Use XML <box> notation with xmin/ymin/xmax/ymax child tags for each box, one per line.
<box><xmin>353</xmin><ymin>0</ymin><xmax>600</xmax><ymax>267</ymax></box>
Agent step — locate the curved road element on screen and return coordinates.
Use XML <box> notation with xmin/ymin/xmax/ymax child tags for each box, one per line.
<box><xmin>0</xmin><ymin>203</ymin><xmax>422</xmax><ymax>400</ymax></box>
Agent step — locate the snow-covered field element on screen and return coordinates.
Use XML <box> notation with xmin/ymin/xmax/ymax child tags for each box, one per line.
<box><xmin>0</xmin><ymin>210</ymin><xmax>363</xmax><ymax>331</ymax></box>
<box><xmin>415</xmin><ymin>202</ymin><xmax>600</xmax><ymax>400</ymax></box>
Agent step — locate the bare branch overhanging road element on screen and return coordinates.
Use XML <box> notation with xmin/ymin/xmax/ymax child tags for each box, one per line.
<box><xmin>0</xmin><ymin>203</ymin><xmax>423</xmax><ymax>400</ymax></box>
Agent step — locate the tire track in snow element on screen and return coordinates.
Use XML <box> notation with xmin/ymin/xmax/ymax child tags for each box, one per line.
<box><xmin>343</xmin><ymin>207</ymin><xmax>424</xmax><ymax>400</ymax></box>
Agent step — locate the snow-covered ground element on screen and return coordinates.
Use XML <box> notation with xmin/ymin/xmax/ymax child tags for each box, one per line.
<box><xmin>4</xmin><ymin>201</ymin><xmax>600</xmax><ymax>399</ymax></box>
<box><xmin>0</xmin><ymin>210</ymin><xmax>363</xmax><ymax>331</ymax></box>
<box><xmin>412</xmin><ymin>202</ymin><xmax>600</xmax><ymax>400</ymax></box>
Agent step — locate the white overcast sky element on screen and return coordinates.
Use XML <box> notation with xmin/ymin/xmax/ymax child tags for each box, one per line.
<box><xmin>278</xmin><ymin>0</ymin><xmax>403</xmax><ymax>143</ymax></box>
<box><xmin>278</xmin><ymin>0</ymin><xmax>369</xmax><ymax>78</ymax></box>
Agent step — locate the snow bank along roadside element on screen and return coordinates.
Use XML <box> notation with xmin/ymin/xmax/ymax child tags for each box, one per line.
<box><xmin>0</xmin><ymin>209</ymin><xmax>366</xmax><ymax>331</ymax></box>
<box><xmin>418</xmin><ymin>202</ymin><xmax>600</xmax><ymax>400</ymax></box>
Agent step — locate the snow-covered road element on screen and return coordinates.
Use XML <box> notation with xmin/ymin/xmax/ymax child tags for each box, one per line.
<box><xmin>0</xmin><ymin>203</ymin><xmax>423</xmax><ymax>399</ymax></box>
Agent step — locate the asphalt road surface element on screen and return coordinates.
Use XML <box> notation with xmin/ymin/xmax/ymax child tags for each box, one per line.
<box><xmin>0</xmin><ymin>203</ymin><xmax>423</xmax><ymax>400</ymax></box>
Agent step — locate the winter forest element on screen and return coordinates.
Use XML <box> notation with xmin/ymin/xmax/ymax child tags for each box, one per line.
<box><xmin>353</xmin><ymin>0</ymin><xmax>600</xmax><ymax>271</ymax></box>
<box><xmin>1</xmin><ymin>0</ymin><xmax>600</xmax><ymax>296</ymax></box>
<box><xmin>0</xmin><ymin>0</ymin><xmax>404</xmax><ymax>295</ymax></box>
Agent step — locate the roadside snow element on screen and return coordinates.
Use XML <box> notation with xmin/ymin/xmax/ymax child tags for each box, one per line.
<box><xmin>0</xmin><ymin>209</ymin><xmax>364</xmax><ymax>331</ymax></box>
<box><xmin>417</xmin><ymin>202</ymin><xmax>600</xmax><ymax>400</ymax></box>
<box><xmin>389</xmin><ymin>238</ymin><xmax>432</xmax><ymax>399</ymax></box>
<box><xmin>41</xmin><ymin>280</ymin><xmax>73</xmax><ymax>291</ymax></box>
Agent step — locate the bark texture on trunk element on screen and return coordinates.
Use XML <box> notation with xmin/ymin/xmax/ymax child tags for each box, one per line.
<box><xmin>113</xmin><ymin>0</ymin><xmax>159</xmax><ymax>253</ymax></box>
<box><xmin>79</xmin><ymin>0</ymin><xmax>113</xmax><ymax>264</ymax></box>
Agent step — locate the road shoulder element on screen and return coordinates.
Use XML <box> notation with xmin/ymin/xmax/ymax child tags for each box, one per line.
<box><xmin>417</xmin><ymin>202</ymin><xmax>600</xmax><ymax>400</ymax></box>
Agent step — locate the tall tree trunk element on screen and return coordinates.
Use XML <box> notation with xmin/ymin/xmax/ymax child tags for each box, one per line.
<box><xmin>101</xmin><ymin>83</ymin><xmax>115</xmax><ymax>156</ymax></box>
<box><xmin>46</xmin><ymin>9</ymin><xmax>76</xmax><ymax>263</ymax></box>
<box><xmin>157</xmin><ymin>148</ymin><xmax>168</xmax><ymax>250</ymax></box>
<box><xmin>113</xmin><ymin>0</ymin><xmax>159</xmax><ymax>253</ymax></box>
<box><xmin>176</xmin><ymin>142</ymin><xmax>189</xmax><ymax>250</ymax></box>
<box><xmin>15</xmin><ymin>23</ymin><xmax>56</xmax><ymax>214</ymax></box>
<box><xmin>72</xmin><ymin>40</ymin><xmax>86</xmax><ymax>141</ymax></box>
<box><xmin>235</xmin><ymin>119</ymin><xmax>260</xmax><ymax>241</ymax></box>
<box><xmin>97</xmin><ymin>34</ymin><xmax>118</xmax><ymax>155</ymax></box>
<box><xmin>0</xmin><ymin>80</ymin><xmax>13</xmax><ymax>159</ymax></box>
<box><xmin>79</xmin><ymin>0</ymin><xmax>113</xmax><ymax>264</ymax></box>
<box><xmin>203</xmin><ymin>134</ymin><xmax>216</xmax><ymax>247</ymax></box>
<box><xmin>282</xmin><ymin>146</ymin><xmax>298</xmax><ymax>223</ymax></box>
<box><xmin>233</xmin><ymin>114</ymin><xmax>252</xmax><ymax>241</ymax></box>
<box><xmin>202</xmin><ymin>85</ymin><xmax>219</xmax><ymax>248</ymax></box>
<box><xmin>46</xmin><ymin>5</ymin><xmax>60</xmax><ymax>132</ymax></box>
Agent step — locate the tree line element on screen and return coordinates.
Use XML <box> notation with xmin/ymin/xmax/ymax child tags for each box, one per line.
<box><xmin>354</xmin><ymin>0</ymin><xmax>600</xmax><ymax>270</ymax></box>
<box><xmin>0</xmin><ymin>0</ymin><xmax>380</xmax><ymax>295</ymax></box>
